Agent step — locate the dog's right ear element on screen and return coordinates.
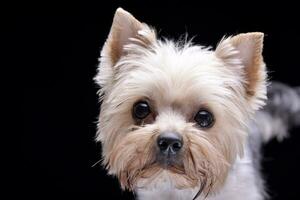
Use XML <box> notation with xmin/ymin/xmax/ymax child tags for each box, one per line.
<box><xmin>95</xmin><ymin>8</ymin><xmax>156</xmax><ymax>95</ymax></box>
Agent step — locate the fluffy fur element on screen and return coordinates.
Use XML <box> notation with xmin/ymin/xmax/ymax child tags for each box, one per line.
<box><xmin>95</xmin><ymin>8</ymin><xmax>300</xmax><ymax>200</ymax></box>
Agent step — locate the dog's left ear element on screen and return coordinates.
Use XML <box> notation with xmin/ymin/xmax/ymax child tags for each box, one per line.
<box><xmin>215</xmin><ymin>32</ymin><xmax>267</xmax><ymax>110</ymax></box>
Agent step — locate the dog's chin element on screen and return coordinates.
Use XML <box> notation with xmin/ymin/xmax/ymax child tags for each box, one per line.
<box><xmin>134</xmin><ymin>162</ymin><xmax>215</xmax><ymax>199</ymax></box>
<box><xmin>134</xmin><ymin>162</ymin><xmax>198</xmax><ymax>188</ymax></box>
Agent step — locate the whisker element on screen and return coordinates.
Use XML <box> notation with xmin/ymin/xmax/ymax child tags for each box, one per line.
<box><xmin>91</xmin><ymin>159</ymin><xmax>103</xmax><ymax>167</ymax></box>
<box><xmin>192</xmin><ymin>175</ymin><xmax>207</xmax><ymax>200</ymax></box>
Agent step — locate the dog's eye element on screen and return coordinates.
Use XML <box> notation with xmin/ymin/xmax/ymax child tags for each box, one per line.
<box><xmin>133</xmin><ymin>101</ymin><xmax>151</xmax><ymax>120</ymax></box>
<box><xmin>194</xmin><ymin>110</ymin><xmax>214</xmax><ymax>128</ymax></box>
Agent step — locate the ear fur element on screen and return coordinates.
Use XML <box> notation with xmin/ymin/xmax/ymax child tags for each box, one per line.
<box><xmin>215</xmin><ymin>32</ymin><xmax>267</xmax><ymax>110</ymax></box>
<box><xmin>101</xmin><ymin>8</ymin><xmax>156</xmax><ymax>65</ymax></box>
<box><xmin>95</xmin><ymin>8</ymin><xmax>156</xmax><ymax>96</ymax></box>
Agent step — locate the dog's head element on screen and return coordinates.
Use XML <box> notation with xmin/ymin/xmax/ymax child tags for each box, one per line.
<box><xmin>95</xmin><ymin>8</ymin><xmax>267</xmax><ymax>195</ymax></box>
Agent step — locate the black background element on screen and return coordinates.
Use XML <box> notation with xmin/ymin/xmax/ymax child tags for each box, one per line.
<box><xmin>18</xmin><ymin>1</ymin><xmax>300</xmax><ymax>199</ymax></box>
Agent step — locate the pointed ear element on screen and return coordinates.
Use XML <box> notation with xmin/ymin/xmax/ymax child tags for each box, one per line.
<box><xmin>95</xmin><ymin>8</ymin><xmax>156</xmax><ymax>97</ymax></box>
<box><xmin>215</xmin><ymin>32</ymin><xmax>267</xmax><ymax>110</ymax></box>
<box><xmin>102</xmin><ymin>8</ymin><xmax>156</xmax><ymax>65</ymax></box>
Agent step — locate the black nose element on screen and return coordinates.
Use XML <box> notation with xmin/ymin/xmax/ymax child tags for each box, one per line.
<box><xmin>157</xmin><ymin>132</ymin><xmax>183</xmax><ymax>154</ymax></box>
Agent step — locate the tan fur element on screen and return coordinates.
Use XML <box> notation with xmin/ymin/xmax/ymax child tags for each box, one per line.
<box><xmin>230</xmin><ymin>33</ymin><xmax>264</xmax><ymax>98</ymax></box>
<box><xmin>215</xmin><ymin>33</ymin><xmax>267</xmax><ymax>110</ymax></box>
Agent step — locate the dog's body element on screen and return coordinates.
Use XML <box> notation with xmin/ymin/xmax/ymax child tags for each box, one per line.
<box><xmin>95</xmin><ymin>8</ymin><xmax>300</xmax><ymax>200</ymax></box>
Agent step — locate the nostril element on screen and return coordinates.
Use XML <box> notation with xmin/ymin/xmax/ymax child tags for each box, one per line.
<box><xmin>172</xmin><ymin>141</ymin><xmax>182</xmax><ymax>152</ymax></box>
<box><xmin>158</xmin><ymin>139</ymin><xmax>169</xmax><ymax>151</ymax></box>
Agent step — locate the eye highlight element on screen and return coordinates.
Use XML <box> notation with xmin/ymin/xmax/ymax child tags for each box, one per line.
<box><xmin>132</xmin><ymin>101</ymin><xmax>151</xmax><ymax>120</ymax></box>
<box><xmin>194</xmin><ymin>109</ymin><xmax>214</xmax><ymax>128</ymax></box>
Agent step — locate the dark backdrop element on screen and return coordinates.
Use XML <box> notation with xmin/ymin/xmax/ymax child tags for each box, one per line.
<box><xmin>20</xmin><ymin>1</ymin><xmax>300</xmax><ymax>199</ymax></box>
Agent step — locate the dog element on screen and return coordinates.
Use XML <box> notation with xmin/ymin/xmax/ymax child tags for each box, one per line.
<box><xmin>94</xmin><ymin>8</ymin><xmax>300</xmax><ymax>200</ymax></box>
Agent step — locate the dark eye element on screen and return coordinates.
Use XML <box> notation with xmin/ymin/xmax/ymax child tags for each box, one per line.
<box><xmin>194</xmin><ymin>110</ymin><xmax>214</xmax><ymax>128</ymax></box>
<box><xmin>133</xmin><ymin>101</ymin><xmax>151</xmax><ymax>120</ymax></box>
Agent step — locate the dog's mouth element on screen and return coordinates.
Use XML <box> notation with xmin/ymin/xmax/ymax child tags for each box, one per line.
<box><xmin>156</xmin><ymin>150</ymin><xmax>184</xmax><ymax>170</ymax></box>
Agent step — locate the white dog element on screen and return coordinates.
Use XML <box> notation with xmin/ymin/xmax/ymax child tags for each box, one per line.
<box><xmin>94</xmin><ymin>8</ymin><xmax>300</xmax><ymax>200</ymax></box>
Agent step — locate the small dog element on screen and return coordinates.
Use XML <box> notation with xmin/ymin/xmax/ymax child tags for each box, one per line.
<box><xmin>95</xmin><ymin>8</ymin><xmax>300</xmax><ymax>200</ymax></box>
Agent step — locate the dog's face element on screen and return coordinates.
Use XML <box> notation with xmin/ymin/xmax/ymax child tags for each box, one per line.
<box><xmin>95</xmin><ymin>8</ymin><xmax>267</xmax><ymax>195</ymax></box>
